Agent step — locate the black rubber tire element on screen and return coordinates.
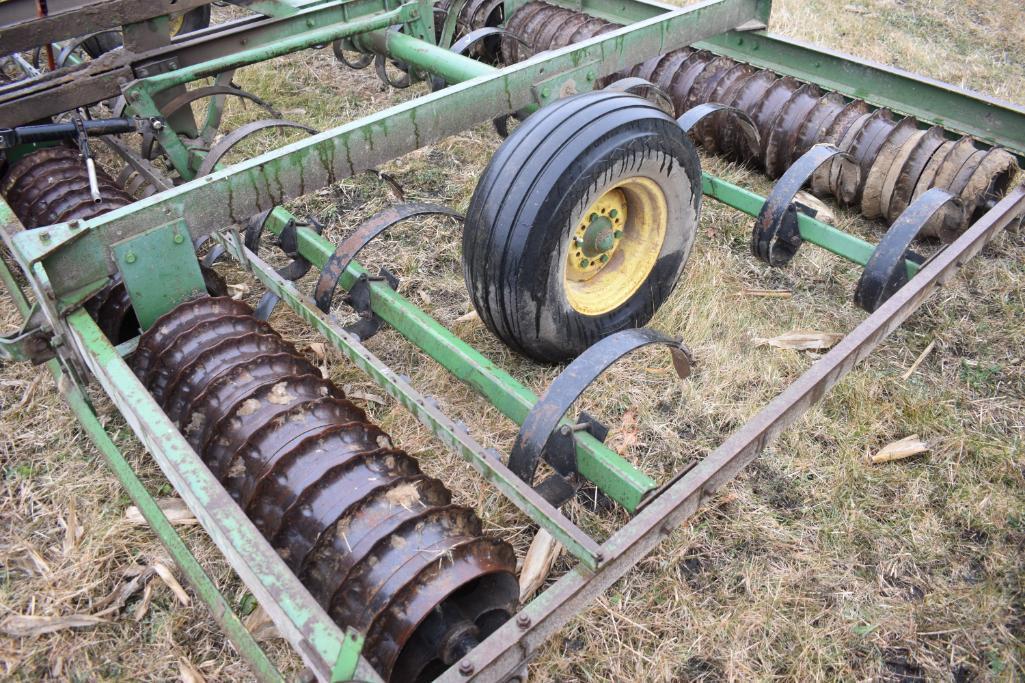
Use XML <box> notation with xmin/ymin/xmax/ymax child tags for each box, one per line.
<box><xmin>81</xmin><ymin>6</ymin><xmax>212</xmax><ymax>58</ymax></box>
<box><xmin>463</xmin><ymin>91</ymin><xmax>701</xmax><ymax>363</ymax></box>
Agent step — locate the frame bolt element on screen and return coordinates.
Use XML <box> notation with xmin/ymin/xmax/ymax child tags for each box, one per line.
<box><xmin>458</xmin><ymin>661</ymin><xmax>474</xmax><ymax>676</ymax></box>
<box><xmin>173</xmin><ymin>233</ymin><xmax>185</xmax><ymax>244</ymax></box>
<box><xmin>39</xmin><ymin>232</ymin><xmax>51</xmax><ymax>243</ymax></box>
<box><xmin>125</xmin><ymin>252</ymin><xmax>137</xmax><ymax>264</ymax></box>
<box><xmin>129</xmin><ymin>91</ymin><xmax>141</xmax><ymax>102</ymax></box>
<box><xmin>516</xmin><ymin>614</ymin><xmax>531</xmax><ymax>629</ymax></box>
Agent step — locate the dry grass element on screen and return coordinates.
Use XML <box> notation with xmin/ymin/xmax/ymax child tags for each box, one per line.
<box><xmin>2</xmin><ymin>0</ymin><xmax>1024</xmax><ymax>680</ymax></box>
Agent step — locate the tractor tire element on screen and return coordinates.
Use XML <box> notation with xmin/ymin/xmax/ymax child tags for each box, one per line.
<box><xmin>462</xmin><ymin>91</ymin><xmax>701</xmax><ymax>363</ymax></box>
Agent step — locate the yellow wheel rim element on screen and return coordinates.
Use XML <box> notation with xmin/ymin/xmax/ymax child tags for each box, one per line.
<box><xmin>169</xmin><ymin>13</ymin><xmax>186</xmax><ymax>36</ymax></box>
<box><xmin>564</xmin><ymin>177</ymin><xmax>668</xmax><ymax>316</ymax></box>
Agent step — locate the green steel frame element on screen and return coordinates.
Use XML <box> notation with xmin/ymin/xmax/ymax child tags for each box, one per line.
<box><xmin>2</xmin><ymin>0</ymin><xmax>1024</xmax><ymax>680</ymax></box>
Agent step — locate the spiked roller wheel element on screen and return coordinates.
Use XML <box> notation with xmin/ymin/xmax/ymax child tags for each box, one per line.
<box><xmin>0</xmin><ymin>147</ymin><xmax>228</xmax><ymax>343</ymax></box>
<box><xmin>133</xmin><ymin>297</ymin><xmax>519</xmax><ymax>681</ymax></box>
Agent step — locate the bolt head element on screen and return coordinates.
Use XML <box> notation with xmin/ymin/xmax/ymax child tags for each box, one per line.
<box><xmin>125</xmin><ymin>252</ymin><xmax>137</xmax><ymax>264</ymax></box>
<box><xmin>578</xmin><ymin>258</ymin><xmax>589</xmax><ymax>269</ymax></box>
<box><xmin>516</xmin><ymin>614</ymin><xmax>531</xmax><ymax>628</ymax></box>
<box><xmin>173</xmin><ymin>233</ymin><xmax>185</xmax><ymax>244</ymax></box>
<box><xmin>458</xmin><ymin>661</ymin><xmax>474</xmax><ymax>676</ymax></box>
<box><xmin>560</xmin><ymin>424</ymin><xmax>572</xmax><ymax>436</ymax></box>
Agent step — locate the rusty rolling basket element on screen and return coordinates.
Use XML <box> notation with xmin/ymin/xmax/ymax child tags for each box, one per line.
<box><xmin>1</xmin><ymin>0</ymin><xmax>1024</xmax><ymax>680</ymax></box>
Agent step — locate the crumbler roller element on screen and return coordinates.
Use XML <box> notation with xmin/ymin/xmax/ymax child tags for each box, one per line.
<box><xmin>131</xmin><ymin>296</ymin><xmax>519</xmax><ymax>683</ymax></box>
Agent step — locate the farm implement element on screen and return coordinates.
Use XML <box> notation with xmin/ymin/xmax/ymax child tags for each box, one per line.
<box><xmin>1</xmin><ymin>0</ymin><xmax>1024</xmax><ymax>680</ymax></box>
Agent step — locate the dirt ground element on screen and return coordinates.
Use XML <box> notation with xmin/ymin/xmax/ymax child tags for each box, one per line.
<box><xmin>1</xmin><ymin>0</ymin><xmax>1023</xmax><ymax>680</ymax></box>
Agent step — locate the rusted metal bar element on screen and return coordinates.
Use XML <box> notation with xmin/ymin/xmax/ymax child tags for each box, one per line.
<box><xmin>440</xmin><ymin>184</ymin><xmax>1025</xmax><ymax>681</ymax></box>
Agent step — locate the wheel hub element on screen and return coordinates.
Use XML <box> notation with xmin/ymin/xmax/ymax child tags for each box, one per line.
<box><xmin>567</xmin><ymin>189</ymin><xmax>627</xmax><ymax>280</ymax></box>
<box><xmin>564</xmin><ymin>177</ymin><xmax>670</xmax><ymax>316</ymax></box>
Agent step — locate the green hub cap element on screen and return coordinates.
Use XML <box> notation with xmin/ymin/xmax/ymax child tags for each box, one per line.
<box><xmin>580</xmin><ymin>214</ymin><xmax>616</xmax><ymax>257</ymax></box>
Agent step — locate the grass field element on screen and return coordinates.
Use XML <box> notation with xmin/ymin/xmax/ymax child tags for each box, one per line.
<box><xmin>2</xmin><ymin>0</ymin><xmax>1024</xmax><ymax>680</ymax></box>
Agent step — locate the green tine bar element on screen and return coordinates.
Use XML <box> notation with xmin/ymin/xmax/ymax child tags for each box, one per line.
<box><xmin>701</xmin><ymin>174</ymin><xmax>920</xmax><ymax>277</ymax></box>
<box><xmin>0</xmin><ymin>254</ymin><xmax>284</xmax><ymax>682</ymax></box>
<box><xmin>225</xmin><ymin>241</ymin><xmax>605</xmax><ymax>569</ymax></box>
<box><xmin>260</xmin><ymin>213</ymin><xmax>659</xmax><ymax>513</ymax></box>
<box><xmin>63</xmin><ymin>309</ymin><xmax>381</xmax><ymax>683</ymax></box>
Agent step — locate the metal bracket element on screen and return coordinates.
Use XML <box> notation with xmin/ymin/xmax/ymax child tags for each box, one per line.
<box><xmin>531</xmin><ymin>59</ymin><xmax>602</xmax><ymax>105</ymax></box>
<box><xmin>342</xmin><ymin>269</ymin><xmax>400</xmax><ymax>340</ymax></box>
<box><xmin>854</xmin><ymin>188</ymin><xmax>961</xmax><ymax>312</ymax></box>
<box><xmin>134</xmin><ymin>56</ymin><xmax>181</xmax><ymax>79</ymax></box>
<box><xmin>508</xmin><ymin>328</ymin><xmax>693</xmax><ymax>507</ymax></box>
<box><xmin>111</xmin><ymin>219</ymin><xmax>206</xmax><ymax>329</ymax></box>
<box><xmin>244</xmin><ymin>209</ymin><xmax>324</xmax><ymax>321</ymax></box>
<box><xmin>313</xmin><ymin>202</ymin><xmax>463</xmax><ymax>312</ymax></box>
<box><xmin>0</xmin><ymin>305</ymin><xmax>56</xmax><ymax>365</ymax></box>
<box><xmin>752</xmin><ymin>143</ymin><xmax>857</xmax><ymax>267</ymax></box>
